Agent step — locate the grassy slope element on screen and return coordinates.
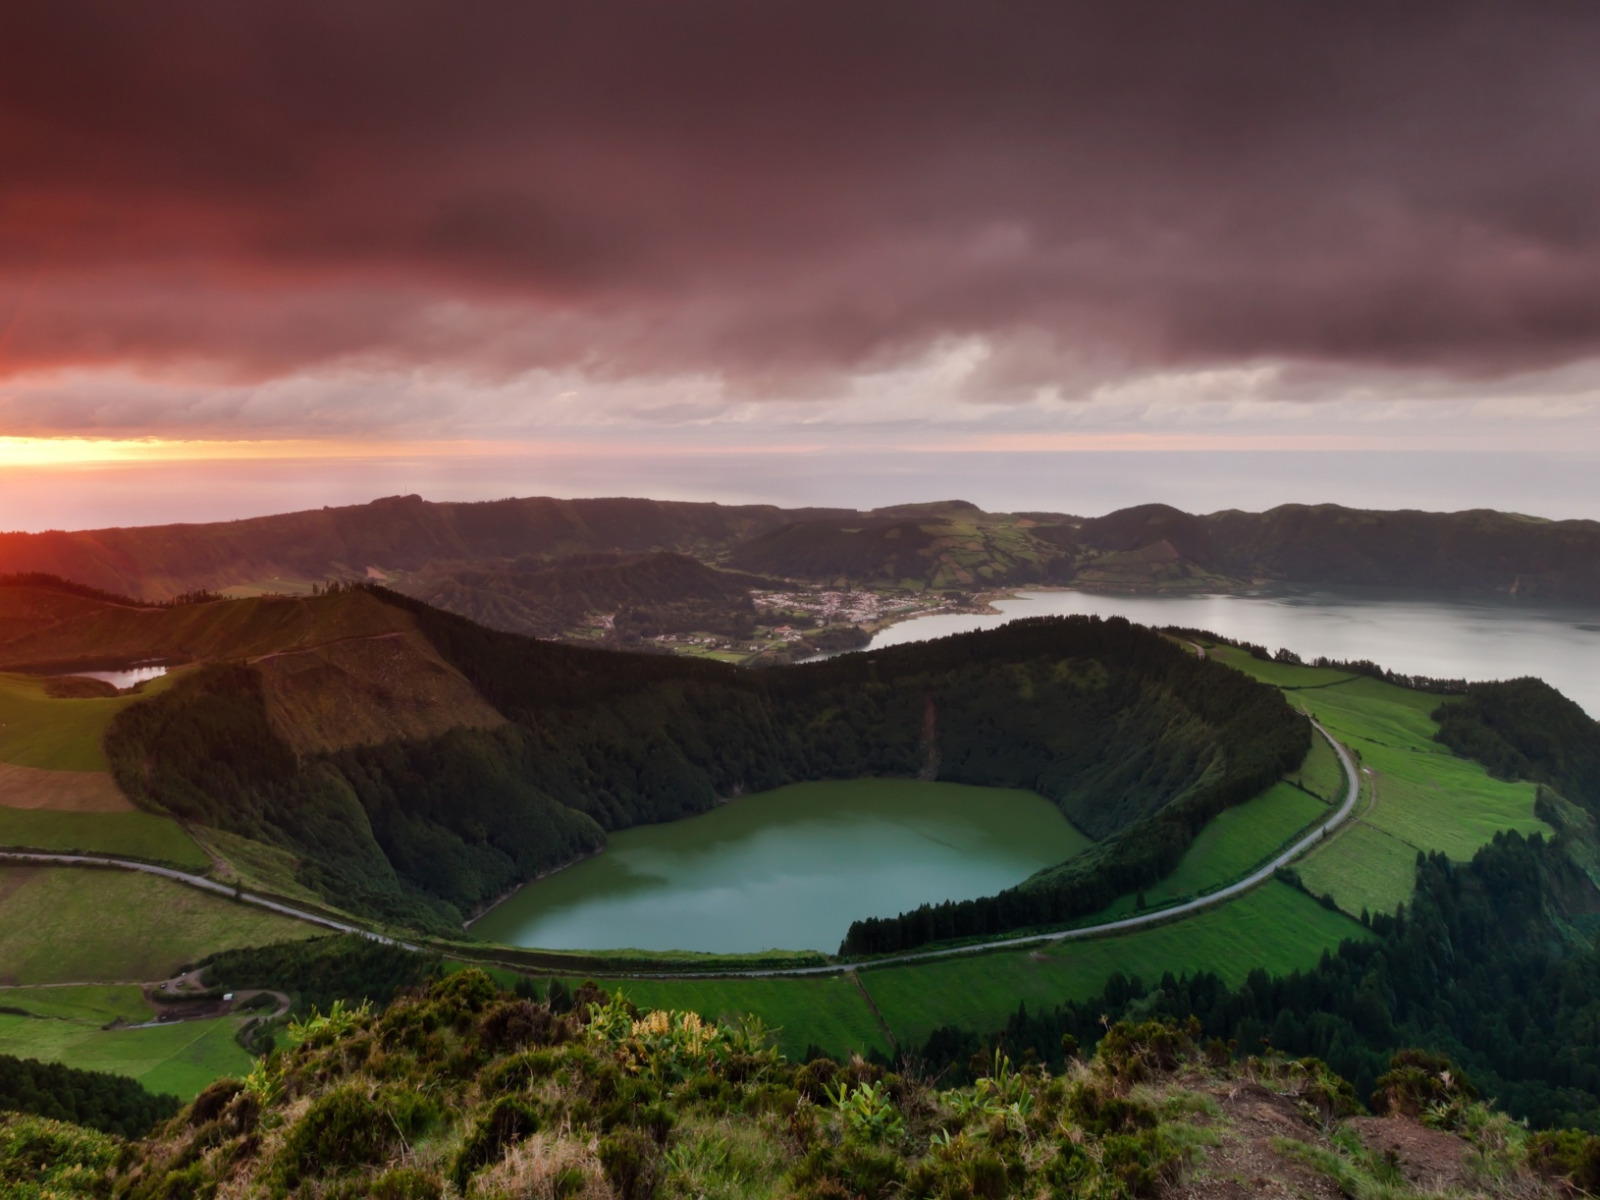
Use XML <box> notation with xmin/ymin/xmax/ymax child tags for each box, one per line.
<box><xmin>188</xmin><ymin>827</ymin><xmax>329</xmax><ymax>908</ymax></box>
<box><xmin>0</xmin><ymin>589</ymin><xmax>414</xmax><ymax>672</ymax></box>
<box><xmin>1209</xmin><ymin>645</ymin><xmax>1550</xmax><ymax>915</ymax></box>
<box><xmin>0</xmin><ymin>808</ymin><xmax>207</xmax><ymax>869</ymax></box>
<box><xmin>0</xmin><ymin>985</ymin><xmax>249</xmax><ymax>1100</ymax></box>
<box><xmin>0</xmin><ymin>670</ymin><xmax>185</xmax><ymax>772</ymax></box>
<box><xmin>0</xmin><ymin>669</ymin><xmax>209</xmax><ymax>864</ymax></box>
<box><xmin>1089</xmin><ymin>781</ymin><xmax>1328</xmax><ymax>919</ymax></box>
<box><xmin>1285</xmin><ymin>728</ymin><xmax>1346</xmax><ymax>802</ymax></box>
<box><xmin>0</xmin><ymin>867</ymin><xmax>318</xmax><ymax>985</ymax></box>
<box><xmin>861</xmin><ymin>880</ymin><xmax>1367</xmax><ymax>1047</ymax></box>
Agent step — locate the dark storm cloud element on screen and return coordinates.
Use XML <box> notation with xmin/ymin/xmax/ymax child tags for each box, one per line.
<box><xmin>2</xmin><ymin>0</ymin><xmax>1600</xmax><ymax>386</ymax></box>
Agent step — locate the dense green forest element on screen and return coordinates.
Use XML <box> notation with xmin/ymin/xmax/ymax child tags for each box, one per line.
<box><xmin>192</xmin><ymin>936</ymin><xmax>441</xmax><ymax>1019</ymax></box>
<box><xmin>0</xmin><ymin>1054</ymin><xmax>178</xmax><ymax>1137</ymax></box>
<box><xmin>105</xmin><ymin>603</ymin><xmax>1305</xmax><ymax>939</ymax></box>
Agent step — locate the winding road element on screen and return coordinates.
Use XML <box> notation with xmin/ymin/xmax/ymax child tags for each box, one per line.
<box><xmin>0</xmin><ymin>849</ymin><xmax>417</xmax><ymax>949</ymax></box>
<box><xmin>0</xmin><ymin>721</ymin><xmax>1358</xmax><ymax>980</ymax></box>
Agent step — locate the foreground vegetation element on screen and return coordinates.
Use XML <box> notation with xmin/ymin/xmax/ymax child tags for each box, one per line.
<box><xmin>6</xmin><ymin>970</ymin><xmax>1595</xmax><ymax>1200</ymax></box>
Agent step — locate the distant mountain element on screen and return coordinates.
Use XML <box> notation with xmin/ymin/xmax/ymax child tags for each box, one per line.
<box><xmin>727</xmin><ymin>509</ymin><xmax>1078</xmax><ymax>590</ymax></box>
<box><xmin>1098</xmin><ymin>502</ymin><xmax>1600</xmax><ymax>601</ymax></box>
<box><xmin>0</xmin><ymin>494</ymin><xmax>854</xmax><ymax>601</ymax></box>
<box><xmin>733</xmin><ymin>502</ymin><xmax>1600</xmax><ymax>601</ymax></box>
<box><xmin>3</xmin><ymin>495</ymin><xmax>1597</xmax><ymax>619</ymax></box>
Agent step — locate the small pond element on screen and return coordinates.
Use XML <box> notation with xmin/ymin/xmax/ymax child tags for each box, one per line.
<box><xmin>470</xmin><ymin>779</ymin><xmax>1091</xmax><ymax>954</ymax></box>
<box><xmin>57</xmin><ymin>664</ymin><xmax>169</xmax><ymax>690</ymax></box>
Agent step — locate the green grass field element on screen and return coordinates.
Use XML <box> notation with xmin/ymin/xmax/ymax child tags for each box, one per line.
<box><xmin>1091</xmin><ymin>783</ymin><xmax>1328</xmax><ymax>920</ymax></box>
<box><xmin>1296</xmin><ymin>821</ymin><xmax>1421</xmax><ymax>917</ymax></box>
<box><xmin>0</xmin><ymin>867</ymin><xmax>318</xmax><ymax>985</ymax></box>
<box><xmin>0</xmin><ymin>985</ymin><xmax>250</xmax><ymax>1099</ymax></box>
<box><xmin>0</xmin><ymin>807</ymin><xmax>207</xmax><ymax>868</ymax></box>
<box><xmin>0</xmin><ymin>670</ymin><xmax>183</xmax><ymax>772</ymax></box>
<box><xmin>0</xmin><ymin>984</ymin><xmax>152</xmax><ymax>1025</ymax></box>
<box><xmin>1210</xmin><ymin>647</ymin><xmax>1549</xmax><ymax>915</ymax></box>
<box><xmin>1285</xmin><ymin>729</ymin><xmax>1345</xmax><ymax>802</ymax></box>
<box><xmin>598</xmin><ymin>974</ymin><xmax>891</xmax><ymax>1060</ymax></box>
<box><xmin>861</xmin><ymin>880</ymin><xmax>1368</xmax><ymax>1048</ymax></box>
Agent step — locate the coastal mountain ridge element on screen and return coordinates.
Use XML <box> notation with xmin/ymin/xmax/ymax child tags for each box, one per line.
<box><xmin>1</xmin><ymin>495</ymin><xmax>1596</xmax><ymax>608</ymax></box>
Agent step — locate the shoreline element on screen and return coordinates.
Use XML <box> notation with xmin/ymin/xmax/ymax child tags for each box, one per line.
<box><xmin>463</xmin><ymin>845</ymin><xmax>606</xmax><ymax>930</ymax></box>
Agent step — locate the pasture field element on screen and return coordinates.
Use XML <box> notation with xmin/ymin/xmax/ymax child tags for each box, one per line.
<box><xmin>0</xmin><ymin>984</ymin><xmax>152</xmax><ymax>1025</ymax></box>
<box><xmin>0</xmin><ymin>807</ymin><xmax>207</xmax><ymax>868</ymax></box>
<box><xmin>0</xmin><ymin>670</ymin><xmax>181</xmax><ymax>772</ymax></box>
<box><xmin>860</xmin><ymin>880</ymin><xmax>1367</xmax><ymax>1048</ymax></box>
<box><xmin>1286</xmin><ymin>729</ymin><xmax>1345</xmax><ymax>802</ymax></box>
<box><xmin>1210</xmin><ymin>646</ymin><xmax>1549</xmax><ymax>914</ymax></box>
<box><xmin>0</xmin><ymin>985</ymin><xmax>250</xmax><ymax>1099</ymax></box>
<box><xmin>0</xmin><ymin>866</ymin><xmax>318</xmax><ymax>985</ymax></box>
<box><xmin>1091</xmin><ymin>782</ymin><xmax>1328</xmax><ymax>921</ymax></box>
<box><xmin>1296</xmin><ymin>820</ymin><xmax>1421</xmax><ymax>917</ymax></box>
<box><xmin>597</xmin><ymin>974</ymin><xmax>892</xmax><ymax>1060</ymax></box>
<box><xmin>1201</xmin><ymin>646</ymin><xmax>1359</xmax><ymax>691</ymax></box>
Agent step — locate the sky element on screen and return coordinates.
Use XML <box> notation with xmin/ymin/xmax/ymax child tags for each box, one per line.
<box><xmin>2</xmin><ymin>0</ymin><xmax>1600</xmax><ymax>530</ymax></box>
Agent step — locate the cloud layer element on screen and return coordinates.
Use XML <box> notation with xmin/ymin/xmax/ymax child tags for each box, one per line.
<box><xmin>3</xmin><ymin>1</ymin><xmax>1600</xmax><ymax>386</ymax></box>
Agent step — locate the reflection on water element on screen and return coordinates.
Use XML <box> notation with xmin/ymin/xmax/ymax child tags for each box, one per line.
<box><xmin>862</xmin><ymin>588</ymin><xmax>1600</xmax><ymax>716</ymax></box>
<box><xmin>51</xmin><ymin>664</ymin><xmax>168</xmax><ymax>690</ymax></box>
<box><xmin>471</xmin><ymin>779</ymin><xmax>1089</xmax><ymax>954</ymax></box>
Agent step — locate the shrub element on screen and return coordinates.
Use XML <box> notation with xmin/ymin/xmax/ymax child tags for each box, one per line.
<box><xmin>597</xmin><ymin>1127</ymin><xmax>662</xmax><ymax>1200</ymax></box>
<box><xmin>274</xmin><ymin>1084</ymin><xmax>439</xmax><ymax>1187</ymax></box>
<box><xmin>791</xmin><ymin>1142</ymin><xmax>907</xmax><ymax>1200</ymax></box>
<box><xmin>1370</xmin><ymin>1049</ymin><xmax>1477</xmax><ymax>1119</ymax></box>
<box><xmin>1526</xmin><ymin>1129</ymin><xmax>1600</xmax><ymax>1192</ymax></box>
<box><xmin>451</xmin><ymin>1096</ymin><xmax>541</xmax><ymax>1189</ymax></box>
<box><xmin>1065</xmin><ymin>1080</ymin><xmax>1158</xmax><ymax>1136</ymax></box>
<box><xmin>0</xmin><ymin>1113</ymin><xmax>118</xmax><ymax>1197</ymax></box>
<box><xmin>1101</xmin><ymin>1128</ymin><xmax>1184</xmax><ymax>1197</ymax></box>
<box><xmin>480</xmin><ymin>998</ymin><xmax>563</xmax><ymax>1053</ymax></box>
<box><xmin>1096</xmin><ymin>1020</ymin><xmax>1194</xmax><ymax>1084</ymax></box>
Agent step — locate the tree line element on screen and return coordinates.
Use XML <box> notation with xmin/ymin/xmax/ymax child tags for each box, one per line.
<box><xmin>0</xmin><ymin>1054</ymin><xmax>178</xmax><ymax>1137</ymax></box>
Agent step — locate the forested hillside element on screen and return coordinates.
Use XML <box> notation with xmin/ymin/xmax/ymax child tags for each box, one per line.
<box><xmin>103</xmin><ymin>591</ymin><xmax>1305</xmax><ymax>941</ymax></box>
<box><xmin>395</xmin><ymin>552</ymin><xmax>769</xmax><ymax>639</ymax></box>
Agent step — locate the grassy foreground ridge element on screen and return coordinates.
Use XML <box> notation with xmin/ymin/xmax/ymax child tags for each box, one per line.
<box><xmin>7</xmin><ymin>968</ymin><xmax>1596</xmax><ymax>1200</ymax></box>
